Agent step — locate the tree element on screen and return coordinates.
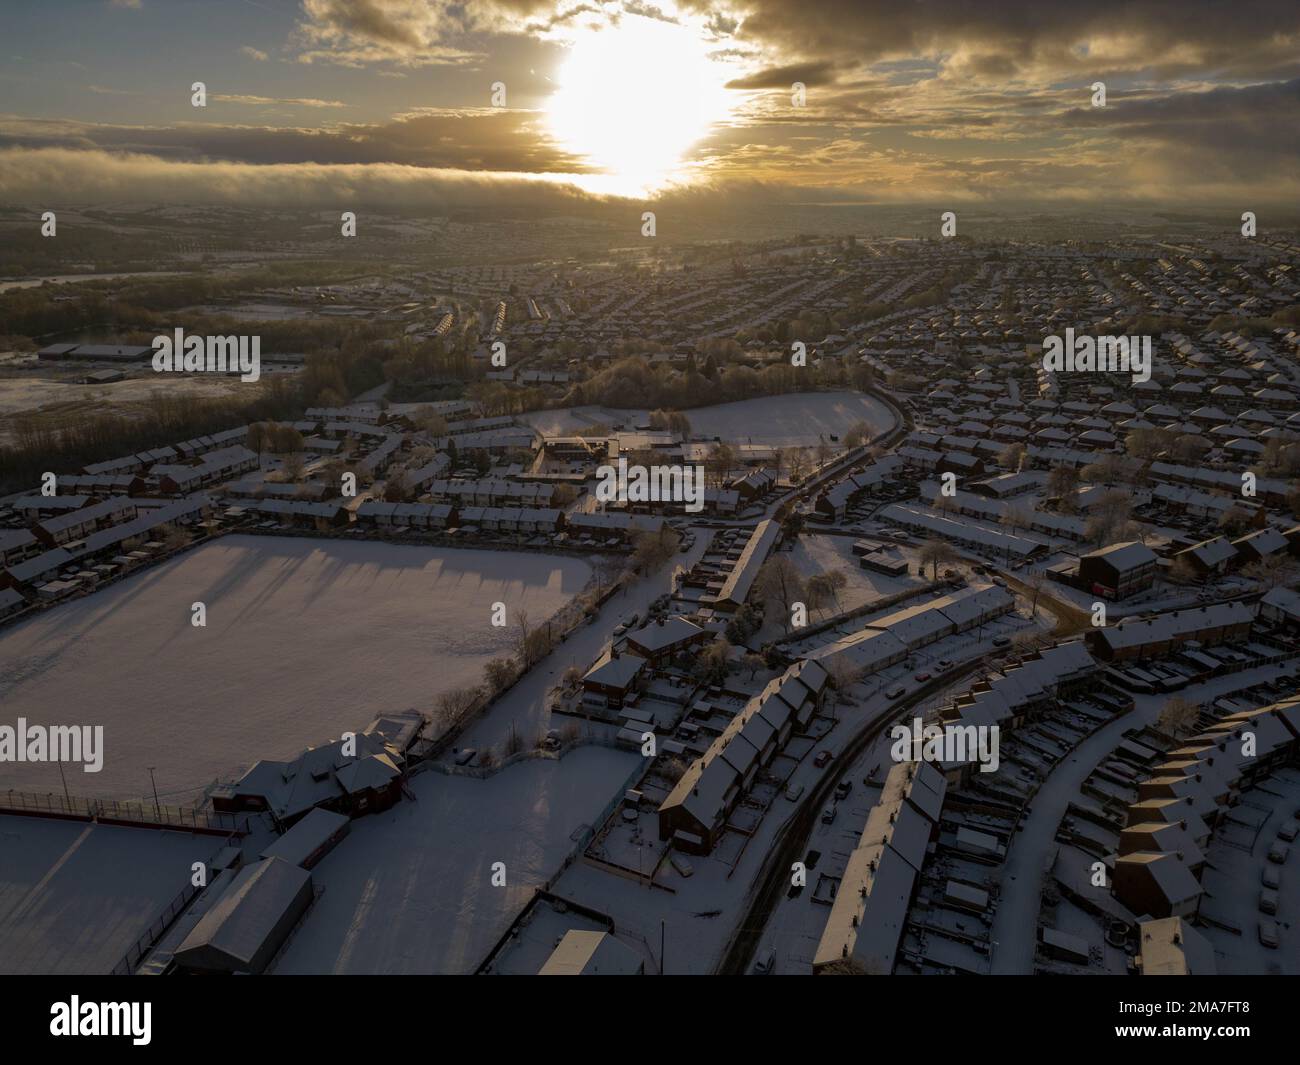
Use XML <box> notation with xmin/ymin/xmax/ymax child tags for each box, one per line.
<box><xmin>755</xmin><ymin>555</ymin><xmax>806</xmax><ymax>628</ymax></box>
<box><xmin>484</xmin><ymin>658</ymin><xmax>516</xmax><ymax>695</ymax></box>
<box><xmin>742</xmin><ymin>652</ymin><xmax>765</xmax><ymax>680</ymax></box>
<box><xmin>1242</xmin><ymin>554</ymin><xmax>1298</xmax><ymax>590</ymax></box>
<box><xmin>692</xmin><ymin>638</ymin><xmax>732</xmax><ymax>686</ymax></box>
<box><xmin>918</xmin><ymin>538</ymin><xmax>957</xmax><ymax>580</ymax></box>
<box><xmin>1024</xmin><ymin>571</ymin><xmax>1047</xmax><ymax>617</ymax></box>
<box><xmin>1158</xmin><ymin>696</ymin><xmax>1201</xmax><ymax>737</ymax></box>
<box><xmin>1047</xmin><ymin>464</ymin><xmax>1079</xmax><ymax>505</ymax></box>
<box><xmin>998</xmin><ymin>442</ymin><xmax>1027</xmax><ymax>471</ymax></box>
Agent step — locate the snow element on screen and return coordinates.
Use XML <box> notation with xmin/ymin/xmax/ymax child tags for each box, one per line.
<box><xmin>276</xmin><ymin>746</ymin><xmax>640</xmax><ymax>974</ymax></box>
<box><xmin>0</xmin><ymin>535</ymin><xmax>590</xmax><ymax>803</ymax></box>
<box><xmin>0</xmin><ymin>817</ymin><xmax>211</xmax><ymax>974</ymax></box>
<box><xmin>522</xmin><ymin>391</ymin><xmax>895</xmax><ymax>447</ymax></box>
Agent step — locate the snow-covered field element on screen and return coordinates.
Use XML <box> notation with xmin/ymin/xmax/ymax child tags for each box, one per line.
<box><xmin>277</xmin><ymin>746</ymin><xmax>640</xmax><ymax>974</ymax></box>
<box><xmin>522</xmin><ymin>391</ymin><xmax>895</xmax><ymax>447</ymax></box>
<box><xmin>0</xmin><ymin>818</ymin><xmax>209</xmax><ymax>975</ymax></box>
<box><xmin>789</xmin><ymin>534</ymin><xmax>921</xmax><ymax>614</ymax></box>
<box><xmin>0</xmin><ymin>536</ymin><xmax>590</xmax><ymax>803</ymax></box>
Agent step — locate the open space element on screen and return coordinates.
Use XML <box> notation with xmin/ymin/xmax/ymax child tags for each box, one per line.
<box><xmin>0</xmin><ymin>535</ymin><xmax>591</xmax><ymax>804</ymax></box>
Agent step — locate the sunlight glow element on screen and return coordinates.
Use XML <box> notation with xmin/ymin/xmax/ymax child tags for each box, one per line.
<box><xmin>545</xmin><ymin>15</ymin><xmax>731</xmax><ymax>196</ymax></box>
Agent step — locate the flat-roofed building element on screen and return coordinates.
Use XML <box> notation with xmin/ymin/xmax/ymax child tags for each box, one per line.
<box><xmin>538</xmin><ymin>930</ymin><xmax>644</xmax><ymax>975</ymax></box>
<box><xmin>1077</xmin><ymin>541</ymin><xmax>1157</xmax><ymax>600</ymax></box>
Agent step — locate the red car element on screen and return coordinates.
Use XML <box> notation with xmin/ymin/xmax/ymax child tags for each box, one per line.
<box><xmin>914</xmin><ymin>671</ymin><xmax>932</xmax><ymax>682</ymax></box>
<box><xmin>814</xmin><ymin>750</ymin><xmax>832</xmax><ymax>768</ymax></box>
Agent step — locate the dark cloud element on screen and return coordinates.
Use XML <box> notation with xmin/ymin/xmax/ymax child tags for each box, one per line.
<box><xmin>0</xmin><ymin>110</ymin><xmax>587</xmax><ymax>173</ymax></box>
<box><xmin>725</xmin><ymin>60</ymin><xmax>839</xmax><ymax>89</ymax></box>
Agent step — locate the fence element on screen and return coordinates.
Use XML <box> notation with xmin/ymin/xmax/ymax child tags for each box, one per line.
<box><xmin>110</xmin><ymin>881</ymin><xmax>201</xmax><ymax>976</ymax></box>
<box><xmin>0</xmin><ymin>789</ymin><xmax>249</xmax><ymax>835</ymax></box>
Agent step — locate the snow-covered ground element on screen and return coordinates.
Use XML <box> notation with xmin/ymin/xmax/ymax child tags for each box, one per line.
<box><xmin>0</xmin><ymin>536</ymin><xmax>590</xmax><ymax>803</ymax></box>
<box><xmin>0</xmin><ymin>818</ymin><xmax>210</xmax><ymax>975</ymax></box>
<box><xmin>521</xmin><ymin>391</ymin><xmax>895</xmax><ymax>447</ymax></box>
<box><xmin>788</xmin><ymin>533</ymin><xmax>922</xmax><ymax>614</ymax></box>
<box><xmin>277</xmin><ymin>746</ymin><xmax>640</xmax><ymax>974</ymax></box>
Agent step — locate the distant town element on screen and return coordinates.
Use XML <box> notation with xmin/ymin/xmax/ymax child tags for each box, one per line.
<box><xmin>2</xmin><ymin>211</ymin><xmax>1298</xmax><ymax>978</ymax></box>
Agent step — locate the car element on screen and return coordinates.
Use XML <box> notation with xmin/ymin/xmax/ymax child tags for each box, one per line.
<box><xmin>1259</xmin><ymin>919</ymin><xmax>1281</xmax><ymax>949</ymax></box>
<box><xmin>835</xmin><ymin>780</ymin><xmax>853</xmax><ymax>800</ymax></box>
<box><xmin>453</xmin><ymin>747</ymin><xmax>478</xmax><ymax>766</ymax></box>
<box><xmin>991</xmin><ymin>577</ymin><xmax>1007</xmax><ymax>587</ymax></box>
<box><xmin>542</xmin><ymin>730</ymin><xmax>562</xmax><ymax>751</ymax></box>
<box><xmin>612</xmin><ymin>623</ymin><xmax>628</xmax><ymax>636</ymax></box>
<box><xmin>886</xmin><ymin>685</ymin><xmax>907</xmax><ymax>699</ymax></box>
<box><xmin>821</xmin><ymin>806</ymin><xmax>837</xmax><ymax>825</ymax></box>
<box><xmin>1267</xmin><ymin>842</ymin><xmax>1290</xmax><ymax>864</ymax></box>
<box><xmin>914</xmin><ymin>671</ymin><xmax>932</xmax><ymax>682</ymax></box>
<box><xmin>804</xmin><ymin>849</ymin><xmax>821</xmax><ymax>870</ymax></box>
<box><xmin>813</xmin><ymin>750</ymin><xmax>832</xmax><ymax>768</ymax></box>
<box><xmin>937</xmin><ymin>659</ymin><xmax>954</xmax><ymax>670</ymax></box>
<box><xmin>1277</xmin><ymin>821</ymin><xmax>1299</xmax><ymax>842</ymax></box>
<box><xmin>785</xmin><ymin>783</ymin><xmax>805</xmax><ymax>802</ymax></box>
<box><xmin>752</xmin><ymin>950</ymin><xmax>776</xmax><ymax>975</ymax></box>
<box><xmin>1259</xmin><ymin>889</ymin><xmax>1279</xmax><ymax>915</ymax></box>
<box><xmin>1262</xmin><ymin>866</ymin><xmax>1281</xmax><ymax>889</ymax></box>
<box><xmin>992</xmin><ymin>635</ymin><xmax>1011</xmax><ymax>648</ymax></box>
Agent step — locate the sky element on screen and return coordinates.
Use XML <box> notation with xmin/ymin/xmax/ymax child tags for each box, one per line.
<box><xmin>1</xmin><ymin>0</ymin><xmax>1297</xmax><ymax>209</ymax></box>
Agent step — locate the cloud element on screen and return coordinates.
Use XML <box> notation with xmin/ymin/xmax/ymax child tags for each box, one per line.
<box><xmin>240</xmin><ymin>45</ymin><xmax>270</xmax><ymax>62</ymax></box>
<box><xmin>725</xmin><ymin>61</ymin><xmax>840</xmax><ymax>90</ymax></box>
<box><xmin>214</xmin><ymin>94</ymin><xmax>348</xmax><ymax>109</ymax></box>
<box><xmin>0</xmin><ymin>110</ymin><xmax>584</xmax><ymax>173</ymax></box>
<box><xmin>0</xmin><ymin>146</ymin><xmax>611</xmax><ymax>209</ymax></box>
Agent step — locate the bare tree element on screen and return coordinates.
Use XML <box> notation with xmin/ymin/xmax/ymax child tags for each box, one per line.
<box><xmin>918</xmin><ymin>538</ymin><xmax>957</xmax><ymax>580</ymax></box>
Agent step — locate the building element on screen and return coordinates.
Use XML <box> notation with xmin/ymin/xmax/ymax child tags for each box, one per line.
<box><xmin>1171</xmin><ymin>536</ymin><xmax>1237</xmax><ymax>577</ymax></box>
<box><xmin>658</xmin><ymin>660</ymin><xmax>828</xmax><ymax>854</ymax></box>
<box><xmin>538</xmin><ymin>930</ymin><xmax>644</xmax><ymax>975</ymax></box>
<box><xmin>173</xmin><ymin>857</ymin><xmax>313</xmax><ymax>974</ymax></box>
<box><xmin>1135</xmin><ymin>917</ymin><xmax>1216</xmax><ymax>975</ymax></box>
<box><xmin>259</xmin><ymin>808</ymin><xmax>350</xmax><ymax>870</ymax></box>
<box><xmin>623</xmin><ymin>616</ymin><xmax>710</xmax><ymax>663</ymax></box>
<box><xmin>1076</xmin><ymin>541</ymin><xmax>1158</xmax><ymax>600</ymax></box>
<box><xmin>1089</xmin><ymin>602</ymin><xmax>1256</xmax><ymax>661</ymax></box>
<box><xmin>211</xmin><ymin>713</ymin><xmax>421</xmax><ymax>824</ymax></box>
<box><xmin>812</xmin><ymin>761</ymin><xmax>947</xmax><ymax>974</ymax></box>
<box><xmin>710</xmin><ymin>519</ymin><xmax>781</xmax><ymax>612</ymax></box>
<box><xmin>581</xmin><ymin>648</ymin><xmax>647</xmax><ymax>709</ymax></box>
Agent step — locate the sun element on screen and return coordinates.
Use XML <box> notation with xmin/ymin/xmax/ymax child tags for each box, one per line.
<box><xmin>545</xmin><ymin>15</ymin><xmax>731</xmax><ymax>196</ymax></box>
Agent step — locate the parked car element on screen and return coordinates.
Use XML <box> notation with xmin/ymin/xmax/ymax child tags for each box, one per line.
<box><xmin>752</xmin><ymin>950</ymin><xmax>776</xmax><ymax>975</ymax></box>
<box><xmin>914</xmin><ymin>671</ymin><xmax>932</xmax><ymax>682</ymax></box>
<box><xmin>937</xmin><ymin>659</ymin><xmax>954</xmax><ymax>670</ymax></box>
<box><xmin>813</xmin><ymin>750</ymin><xmax>832</xmax><ymax>768</ymax></box>
<box><xmin>1262</xmin><ymin>865</ymin><xmax>1282</xmax><ymax>889</ymax></box>
<box><xmin>454</xmin><ymin>748</ymin><xmax>478</xmax><ymax>766</ymax></box>
<box><xmin>1277</xmin><ymin>821</ymin><xmax>1299</xmax><ymax>842</ymax></box>
<box><xmin>821</xmin><ymin>805</ymin><xmax>837</xmax><ymax>825</ymax></box>
<box><xmin>886</xmin><ymin>685</ymin><xmax>907</xmax><ymax>699</ymax></box>
<box><xmin>992</xmin><ymin>635</ymin><xmax>1011</xmax><ymax>647</ymax></box>
<box><xmin>1267</xmin><ymin>842</ymin><xmax>1290</xmax><ymax>864</ymax></box>
<box><xmin>1259</xmin><ymin>889</ymin><xmax>1279</xmax><ymax>915</ymax></box>
<box><xmin>1259</xmin><ymin>919</ymin><xmax>1281</xmax><ymax>949</ymax></box>
<box><xmin>785</xmin><ymin>783</ymin><xmax>805</xmax><ymax>802</ymax></box>
<box><xmin>835</xmin><ymin>780</ymin><xmax>852</xmax><ymax>800</ymax></box>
